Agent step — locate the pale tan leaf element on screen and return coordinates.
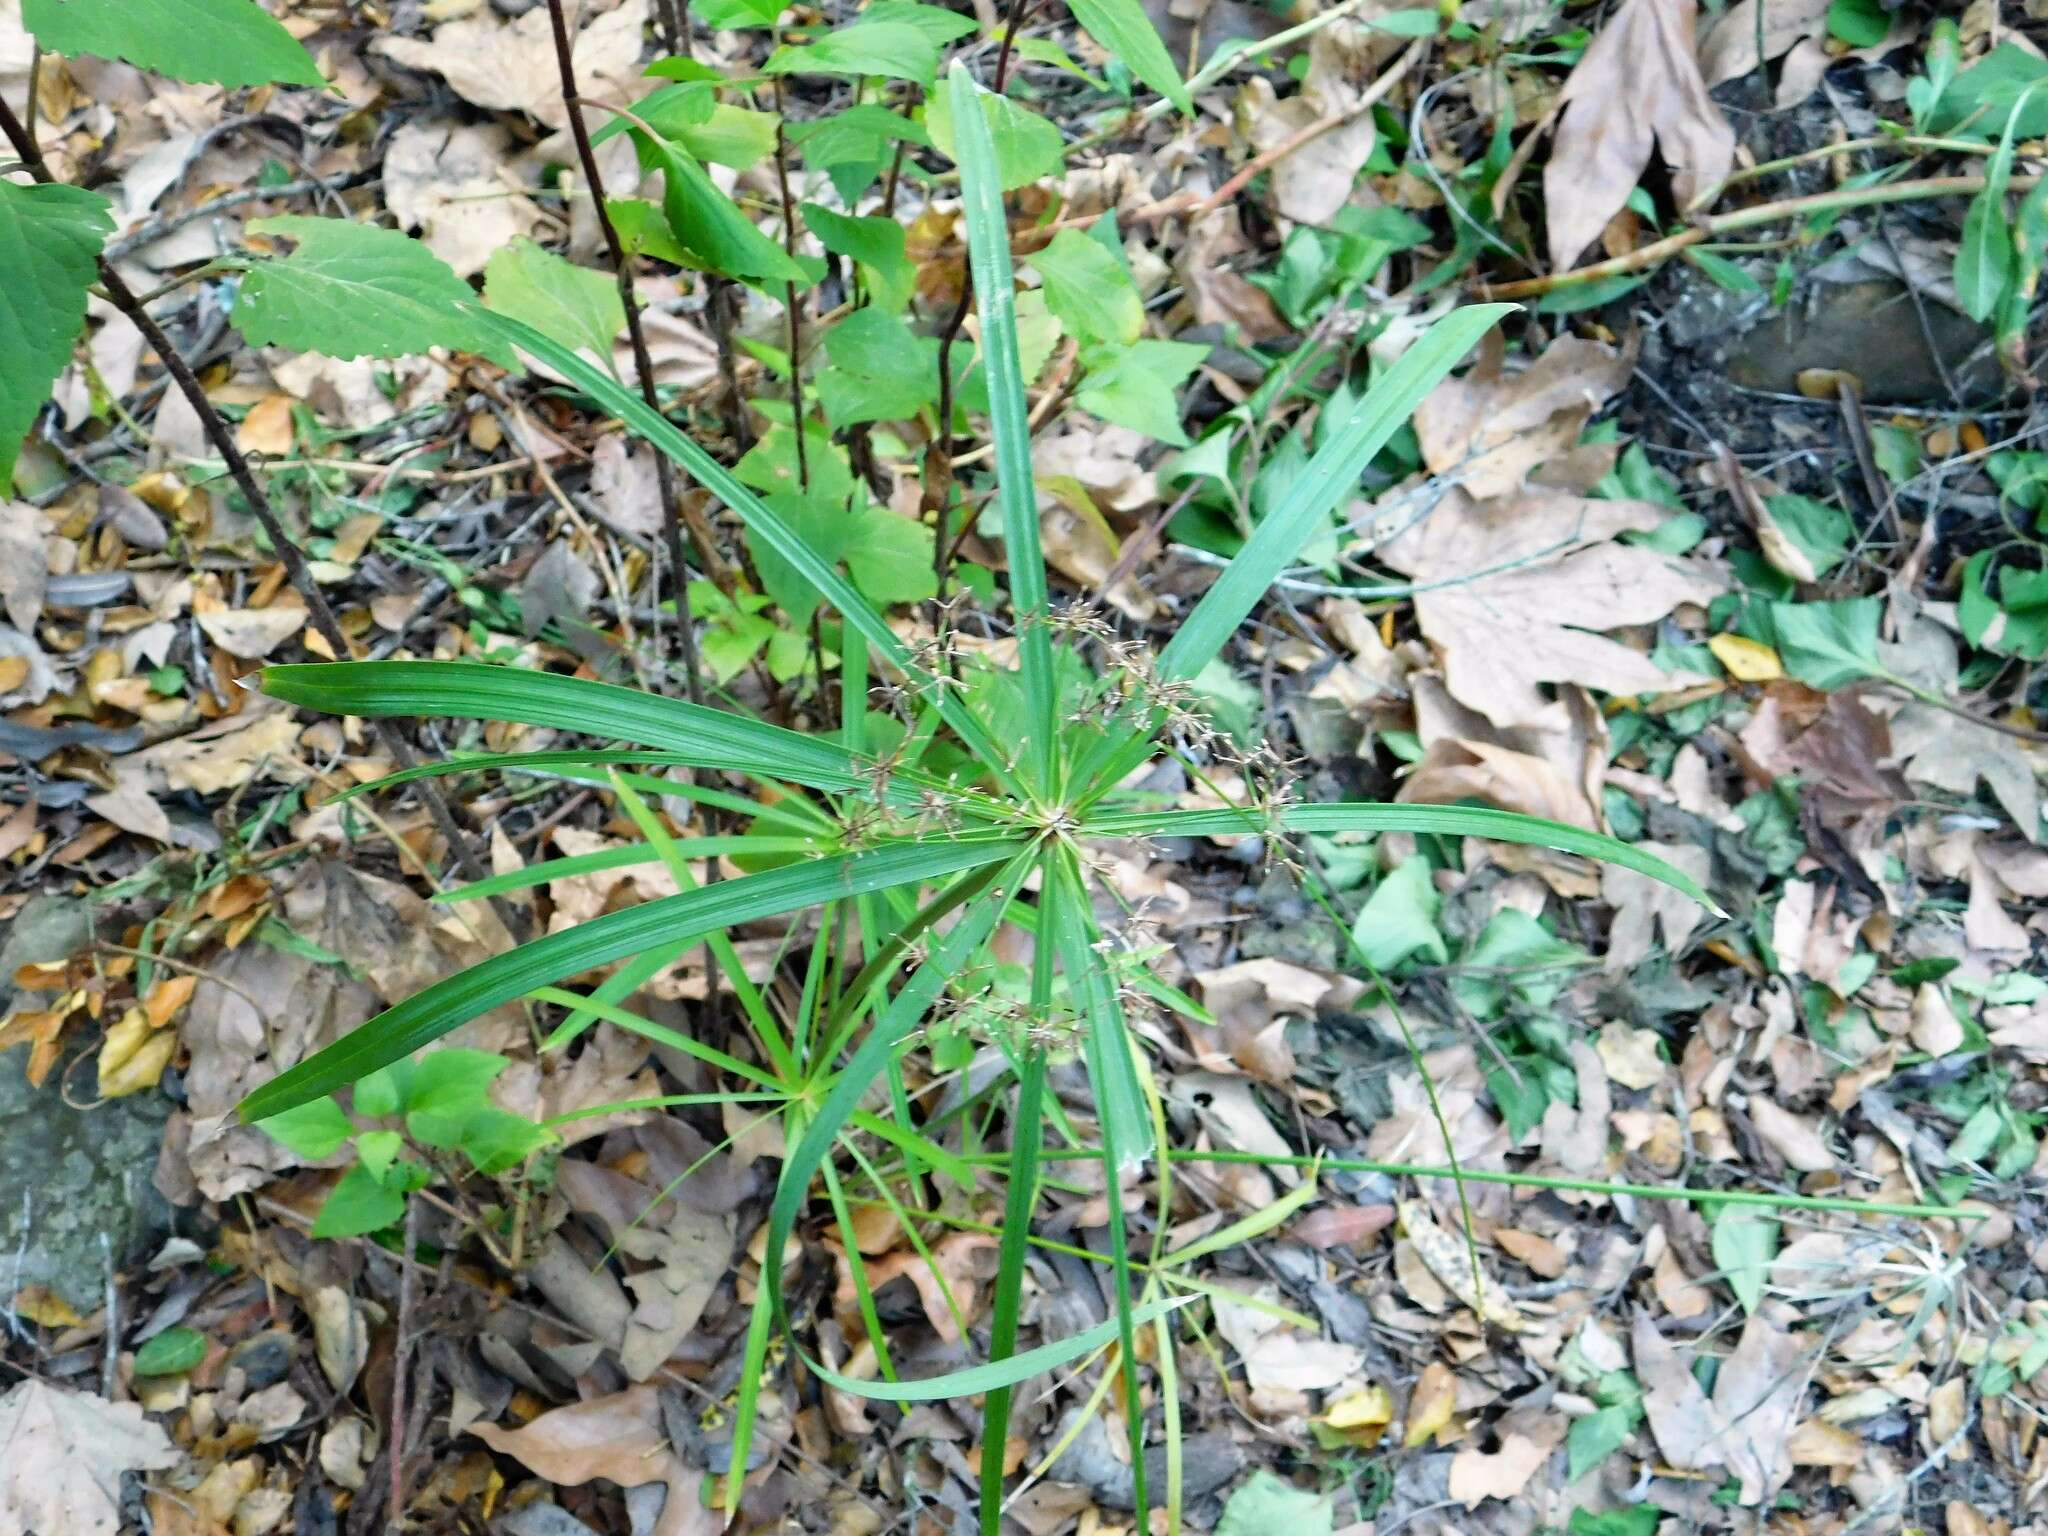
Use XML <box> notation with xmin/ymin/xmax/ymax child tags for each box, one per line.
<box><xmin>0</xmin><ymin>1380</ymin><xmax>180</xmax><ymax>1536</ymax></box>
<box><xmin>1544</xmin><ymin>0</ymin><xmax>1734</xmax><ymax>270</ymax></box>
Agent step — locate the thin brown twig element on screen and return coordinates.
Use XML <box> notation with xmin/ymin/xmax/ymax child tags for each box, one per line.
<box><xmin>1481</xmin><ymin>172</ymin><xmax>2045</xmax><ymax>300</ymax></box>
<box><xmin>389</xmin><ymin>1195</ymin><xmax>419</xmax><ymax>1530</ymax></box>
<box><xmin>0</xmin><ymin>91</ymin><xmax>512</xmax><ymax>919</ymax></box>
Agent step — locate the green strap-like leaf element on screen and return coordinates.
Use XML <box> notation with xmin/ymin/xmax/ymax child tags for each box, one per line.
<box><xmin>1065</xmin><ymin>0</ymin><xmax>1191</xmax><ymax>115</ymax></box>
<box><xmin>949</xmin><ymin>63</ymin><xmax>1058</xmax><ymax>795</ymax></box>
<box><xmin>433</xmin><ymin>837</ymin><xmax>822</xmax><ymax>905</ymax></box>
<box><xmin>0</xmin><ymin>181</ymin><xmax>111</xmax><ymax>488</ymax></box>
<box><xmin>24</xmin><ymin>0</ymin><xmax>324</xmax><ymax>88</ymax></box>
<box><xmin>1086</xmin><ymin>802</ymin><xmax>1722</xmax><ymax>913</ymax></box>
<box><xmin>1156</xmin><ymin>304</ymin><xmax>1513</xmax><ymax>686</ymax></box>
<box><xmin>238</xmin><ymin>837</ymin><xmax>1024</xmax><ymax>1120</ymax></box>
<box><xmin>463</xmin><ymin>306</ymin><xmax>1023</xmax><ymax>794</ymax></box>
<box><xmin>262</xmin><ymin>661</ymin><xmax>951</xmax><ymax>806</ymax></box>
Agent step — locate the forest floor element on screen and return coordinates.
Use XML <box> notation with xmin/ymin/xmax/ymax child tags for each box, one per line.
<box><xmin>4</xmin><ymin>4</ymin><xmax>2048</xmax><ymax>1536</ymax></box>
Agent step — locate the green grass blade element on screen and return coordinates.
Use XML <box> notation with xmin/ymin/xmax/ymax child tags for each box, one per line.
<box><xmin>434</xmin><ymin>837</ymin><xmax>821</xmax><ymax>904</ymax></box>
<box><xmin>979</xmin><ymin>1046</ymin><xmax>1045</xmax><ymax>1536</ymax></box>
<box><xmin>1153</xmin><ymin>303</ymin><xmax>1511</xmax><ymax>687</ymax></box>
<box><xmin>1086</xmin><ymin>802</ymin><xmax>1721</xmax><ymax>912</ymax></box>
<box><xmin>1047</xmin><ymin>852</ymin><xmax>1150</xmax><ymax>1524</ymax></box>
<box><xmin>238</xmin><ymin>838</ymin><xmax>1024</xmax><ymax>1120</ymax></box>
<box><xmin>331</xmin><ymin>750</ymin><xmax>832</xmax><ymax>832</ymax></box>
<box><xmin>526</xmin><ymin>986</ymin><xmax>783</xmax><ymax>1090</ymax></box>
<box><xmin>540</xmin><ymin>938</ymin><xmax>692</xmax><ymax>1049</ymax></box>
<box><xmin>264</xmin><ymin>661</ymin><xmax>940</xmax><ymax>804</ymax></box>
<box><xmin>948</xmin><ymin>61</ymin><xmax>1057</xmax><ymax>795</ymax></box>
<box><xmin>464</xmin><ymin>306</ymin><xmax>1023</xmax><ymax>795</ymax></box>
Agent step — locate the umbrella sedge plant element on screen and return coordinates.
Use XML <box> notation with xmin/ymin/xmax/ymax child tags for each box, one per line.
<box><xmin>237</xmin><ymin>62</ymin><xmax>1730</xmax><ymax>1532</ymax></box>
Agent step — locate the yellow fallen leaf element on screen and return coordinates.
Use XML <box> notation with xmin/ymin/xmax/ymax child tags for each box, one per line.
<box><xmin>1708</xmin><ymin>632</ymin><xmax>1784</xmax><ymax>682</ymax></box>
<box><xmin>10</xmin><ymin>1284</ymin><xmax>83</xmax><ymax>1328</ymax></box>
<box><xmin>1405</xmin><ymin>1360</ymin><xmax>1458</xmax><ymax>1447</ymax></box>
<box><xmin>236</xmin><ymin>394</ymin><xmax>296</xmax><ymax>456</ymax></box>
<box><xmin>98</xmin><ymin>1006</ymin><xmax>176</xmax><ymax>1097</ymax></box>
<box><xmin>1321</xmin><ymin>1384</ymin><xmax>1394</xmax><ymax>1447</ymax></box>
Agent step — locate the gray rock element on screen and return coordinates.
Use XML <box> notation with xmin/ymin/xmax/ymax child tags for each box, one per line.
<box><xmin>1047</xmin><ymin>1412</ymin><xmax>1244</xmax><ymax>1510</ymax></box>
<box><xmin>0</xmin><ymin>897</ymin><xmax>175</xmax><ymax>1310</ymax></box>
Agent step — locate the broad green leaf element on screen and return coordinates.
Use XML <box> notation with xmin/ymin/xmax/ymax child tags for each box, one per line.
<box><xmin>863</xmin><ymin>1</ymin><xmax>978</xmax><ymax>44</ymax></box>
<box><xmin>1957</xmin><ymin>83</ymin><xmax>2039</xmax><ymax>319</ymax></box>
<box><xmin>484</xmin><ymin>238</ymin><xmax>625</xmax><ymax>366</ymax></box>
<box><xmin>1712</xmin><ymin>1205</ymin><xmax>1779</xmax><ymax>1315</ymax></box>
<box><xmin>1566</xmin><ymin>1395</ymin><xmax>1642</xmax><ymax>1480</ymax></box>
<box><xmin>1030</xmin><ymin>228</ymin><xmax>1143</xmax><ymax>346</ymax></box>
<box><xmin>133</xmin><ymin>1327</ymin><xmax>209</xmax><ymax>1377</ymax></box>
<box><xmin>355</xmin><ymin>1129</ymin><xmax>402</xmax><ymax>1182</ymax></box>
<box><xmin>818</xmin><ymin>308</ymin><xmax>940</xmax><ymax>425</ymax></box>
<box><xmin>1216</xmin><ymin>1470</ymin><xmax>1334</xmax><ymax>1536</ymax></box>
<box><xmin>1066</xmin><ymin>0</ymin><xmax>1191</xmax><ymax>114</ymax></box>
<box><xmin>692</xmin><ymin>0</ymin><xmax>786</xmax><ymax>25</ymax></box>
<box><xmin>632</xmin><ymin>132</ymin><xmax>809</xmax><ymax>288</ymax></box>
<box><xmin>766</xmin><ymin>22</ymin><xmax>937</xmax><ymax>86</ymax></box>
<box><xmin>255</xmin><ymin>1095</ymin><xmax>354</xmax><ymax>1160</ymax></box>
<box><xmin>1349</xmin><ymin>855</ymin><xmax>1446</xmax><ymax>972</ymax></box>
<box><xmin>239</xmin><ymin>839</ymin><xmax>1024</xmax><ymax>1119</ymax></box>
<box><xmin>803</xmin><ymin>202</ymin><xmax>915</xmax><ymax>314</ymax></box>
<box><xmin>261</xmin><ymin>660</ymin><xmax>944</xmax><ymax>804</ymax></box>
<box><xmin>400</xmin><ymin>1049</ymin><xmax>508</xmax><ymax>1146</ymax></box>
<box><xmin>1568</xmin><ymin>1507</ymin><xmax>1660</xmax><ymax>1536</ymax></box>
<box><xmin>927</xmin><ymin>83</ymin><xmax>1064</xmax><ymax>190</ymax></box>
<box><xmin>236</xmin><ymin>217</ymin><xmax>513</xmax><ymax>364</ymax></box>
<box><xmin>951</xmin><ymin>63</ymin><xmax>1056</xmax><ymax>790</ymax></box>
<box><xmin>1825</xmin><ymin>0</ymin><xmax>1888</xmax><ymax>48</ymax></box>
<box><xmin>1762</xmin><ymin>492</ymin><xmax>1852</xmax><ymax>576</ymax></box>
<box><xmin>593</xmin><ymin>85</ymin><xmax>779</xmax><ymax>170</ymax></box>
<box><xmin>1086</xmin><ymin>802</ymin><xmax>1720</xmax><ymax>912</ymax></box>
<box><xmin>608</xmin><ymin>198</ymin><xmax>695</xmax><ymax>266</ymax></box>
<box><xmin>1074</xmin><ymin>338</ymin><xmax>1209</xmax><ymax>444</ymax></box>
<box><xmin>312</xmin><ymin>1164</ymin><xmax>408</xmax><ymax>1238</ymax></box>
<box><xmin>1153</xmin><ymin>305</ymin><xmax>1511</xmax><ymax>687</ymax></box>
<box><xmin>24</xmin><ymin>0</ymin><xmax>323</xmax><ymax>88</ymax></box>
<box><xmin>0</xmin><ymin>182</ymin><xmax>111</xmax><ymax>488</ymax></box>
<box><xmin>1767</xmin><ymin>597</ymin><xmax>1885</xmax><ymax>689</ymax></box>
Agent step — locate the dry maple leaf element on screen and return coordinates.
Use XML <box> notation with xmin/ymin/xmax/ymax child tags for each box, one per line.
<box><xmin>1543</xmin><ymin>0</ymin><xmax>1734</xmax><ymax>270</ymax></box>
<box><xmin>1375</xmin><ymin>490</ymin><xmax>1724</xmax><ymax>731</ymax></box>
<box><xmin>0</xmin><ymin>1379</ymin><xmax>180</xmax><ymax>1536</ymax></box>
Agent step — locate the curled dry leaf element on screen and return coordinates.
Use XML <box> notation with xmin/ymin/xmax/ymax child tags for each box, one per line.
<box><xmin>1447</xmin><ymin>1394</ymin><xmax>1565</xmax><ymax>1508</ymax></box>
<box><xmin>372</xmin><ymin>0</ymin><xmax>650</xmax><ymax>130</ymax></box>
<box><xmin>1543</xmin><ymin>0</ymin><xmax>1734</xmax><ymax>270</ymax></box>
<box><xmin>1413</xmin><ymin>335</ymin><xmax>1635</xmax><ymax>501</ymax></box>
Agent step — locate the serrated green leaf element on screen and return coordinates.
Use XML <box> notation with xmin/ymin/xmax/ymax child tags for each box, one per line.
<box><xmin>818</xmin><ymin>308</ymin><xmax>940</xmax><ymax>425</ymax></box>
<box><xmin>1767</xmin><ymin>597</ymin><xmax>1885</xmax><ymax>689</ymax></box>
<box><xmin>803</xmin><ymin>202</ymin><xmax>915</xmax><ymax>314</ymax></box>
<box><xmin>766</xmin><ymin>21</ymin><xmax>938</xmax><ymax>86</ymax></box>
<box><xmin>236</xmin><ymin>217</ymin><xmax>514</xmax><ymax>364</ymax></box>
<box><xmin>1066</xmin><ymin>0</ymin><xmax>1190</xmax><ymax>114</ymax></box>
<box><xmin>24</xmin><ymin>0</ymin><xmax>323</xmax><ymax>88</ymax></box>
<box><xmin>313</xmin><ymin>1163</ymin><xmax>408</xmax><ymax>1238</ymax></box>
<box><xmin>254</xmin><ymin>1094</ymin><xmax>355</xmax><ymax>1159</ymax></box>
<box><xmin>0</xmin><ymin>182</ymin><xmax>112</xmax><ymax>488</ymax></box>
<box><xmin>1074</xmin><ymin>338</ymin><xmax>1209</xmax><ymax>444</ymax></box>
<box><xmin>483</xmin><ymin>238</ymin><xmax>624</xmax><ymax>366</ymax></box>
<box><xmin>1030</xmin><ymin>228</ymin><xmax>1143</xmax><ymax>346</ymax></box>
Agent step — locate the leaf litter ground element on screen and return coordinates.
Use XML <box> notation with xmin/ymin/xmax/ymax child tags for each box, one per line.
<box><xmin>3</xmin><ymin>5</ymin><xmax>2048</xmax><ymax>1536</ymax></box>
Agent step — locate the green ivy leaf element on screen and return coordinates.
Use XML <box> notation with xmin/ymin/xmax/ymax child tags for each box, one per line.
<box><xmin>1711</xmin><ymin>1205</ymin><xmax>1779</xmax><ymax>1316</ymax></box>
<box><xmin>132</xmin><ymin>1326</ymin><xmax>209</xmax><ymax>1377</ymax></box>
<box><xmin>23</xmin><ymin>0</ymin><xmax>324</xmax><ymax>88</ymax></box>
<box><xmin>817</xmin><ymin>308</ymin><xmax>940</xmax><ymax>426</ymax></box>
<box><xmin>1566</xmin><ymin>1397</ymin><xmax>1643</xmax><ymax>1481</ymax></box>
<box><xmin>235</xmin><ymin>217</ymin><xmax>514</xmax><ymax>365</ymax></box>
<box><xmin>1215</xmin><ymin>1471</ymin><xmax>1333</xmax><ymax>1536</ymax></box>
<box><xmin>253</xmin><ymin>1094</ymin><xmax>355</xmax><ymax>1160</ymax></box>
<box><xmin>1073</xmin><ymin>338</ymin><xmax>1208</xmax><ymax>444</ymax></box>
<box><xmin>1030</xmin><ymin>229</ymin><xmax>1143</xmax><ymax>346</ymax></box>
<box><xmin>1767</xmin><ymin>597</ymin><xmax>1885</xmax><ymax>690</ymax></box>
<box><xmin>355</xmin><ymin>1128</ymin><xmax>403</xmax><ymax>1183</ymax></box>
<box><xmin>1066</xmin><ymin>0</ymin><xmax>1191</xmax><ymax>114</ymax></box>
<box><xmin>844</xmin><ymin>510</ymin><xmax>937</xmax><ymax>606</ymax></box>
<box><xmin>803</xmin><ymin>203</ymin><xmax>916</xmax><ymax>314</ymax></box>
<box><xmin>766</xmin><ymin>22</ymin><xmax>938</xmax><ymax>87</ymax></box>
<box><xmin>484</xmin><ymin>238</ymin><xmax>625</xmax><ymax>366</ymax></box>
<box><xmin>312</xmin><ymin>1163</ymin><xmax>408</xmax><ymax>1238</ymax></box>
<box><xmin>1348</xmin><ymin>855</ymin><xmax>1447</xmax><ymax>972</ymax></box>
<box><xmin>0</xmin><ymin>182</ymin><xmax>112</xmax><ymax>488</ymax></box>
<box><xmin>457</xmin><ymin>1106</ymin><xmax>555</xmax><ymax>1174</ymax></box>
<box><xmin>402</xmin><ymin>1048</ymin><xmax>510</xmax><ymax>1148</ymax></box>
